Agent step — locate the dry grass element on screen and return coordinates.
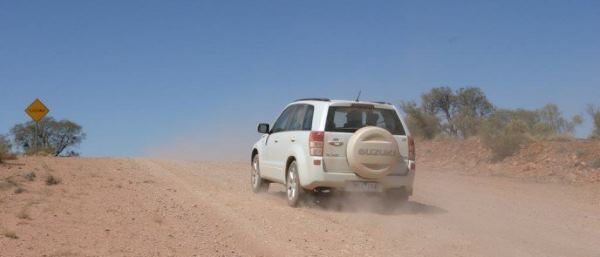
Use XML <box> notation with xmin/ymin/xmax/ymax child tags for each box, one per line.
<box><xmin>3</xmin><ymin>230</ymin><xmax>18</xmax><ymax>239</ymax></box>
<box><xmin>0</xmin><ymin>177</ymin><xmax>19</xmax><ymax>191</ymax></box>
<box><xmin>0</xmin><ymin>181</ymin><xmax>14</xmax><ymax>191</ymax></box>
<box><xmin>17</xmin><ymin>209</ymin><xmax>31</xmax><ymax>220</ymax></box>
<box><xmin>24</xmin><ymin>171</ymin><xmax>36</xmax><ymax>181</ymax></box>
<box><xmin>0</xmin><ymin>153</ymin><xmax>17</xmax><ymax>163</ymax></box>
<box><xmin>591</xmin><ymin>159</ymin><xmax>600</xmax><ymax>169</ymax></box>
<box><xmin>14</xmin><ymin>187</ymin><xmax>25</xmax><ymax>194</ymax></box>
<box><xmin>5</xmin><ymin>177</ymin><xmax>19</xmax><ymax>186</ymax></box>
<box><xmin>575</xmin><ymin>149</ymin><xmax>586</xmax><ymax>158</ymax></box>
<box><xmin>46</xmin><ymin>175</ymin><xmax>61</xmax><ymax>186</ymax></box>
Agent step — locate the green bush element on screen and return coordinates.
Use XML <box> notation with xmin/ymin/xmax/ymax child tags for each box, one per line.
<box><xmin>400</xmin><ymin>101</ymin><xmax>441</xmax><ymax>139</ymax></box>
<box><xmin>402</xmin><ymin>86</ymin><xmax>585</xmax><ymax>150</ymax></box>
<box><xmin>11</xmin><ymin>117</ymin><xmax>86</xmax><ymax>156</ymax></box>
<box><xmin>0</xmin><ymin>135</ymin><xmax>12</xmax><ymax>163</ymax></box>
<box><xmin>480</xmin><ymin>110</ymin><xmax>531</xmax><ymax>161</ymax></box>
<box><xmin>480</xmin><ymin>104</ymin><xmax>582</xmax><ymax>160</ymax></box>
<box><xmin>588</xmin><ymin>105</ymin><xmax>600</xmax><ymax>139</ymax></box>
<box><xmin>591</xmin><ymin>159</ymin><xmax>600</xmax><ymax>169</ymax></box>
<box><xmin>45</xmin><ymin>175</ymin><xmax>61</xmax><ymax>186</ymax></box>
<box><xmin>418</xmin><ymin>86</ymin><xmax>494</xmax><ymax>138</ymax></box>
<box><xmin>535</xmin><ymin>104</ymin><xmax>582</xmax><ymax>138</ymax></box>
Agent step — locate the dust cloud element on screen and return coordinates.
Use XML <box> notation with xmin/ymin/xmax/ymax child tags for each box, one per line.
<box><xmin>144</xmin><ymin>125</ymin><xmax>257</xmax><ymax>161</ymax></box>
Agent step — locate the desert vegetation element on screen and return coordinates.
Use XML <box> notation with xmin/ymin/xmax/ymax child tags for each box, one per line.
<box><xmin>588</xmin><ymin>105</ymin><xmax>600</xmax><ymax>139</ymax></box>
<box><xmin>0</xmin><ymin>117</ymin><xmax>85</xmax><ymax>160</ymax></box>
<box><xmin>3</xmin><ymin>230</ymin><xmax>18</xmax><ymax>239</ymax></box>
<box><xmin>401</xmin><ymin>87</ymin><xmax>494</xmax><ymax>139</ymax></box>
<box><xmin>0</xmin><ymin>134</ymin><xmax>14</xmax><ymax>163</ymax></box>
<box><xmin>45</xmin><ymin>175</ymin><xmax>61</xmax><ymax>186</ymax></box>
<box><xmin>402</xmin><ymin>87</ymin><xmax>590</xmax><ymax>160</ymax></box>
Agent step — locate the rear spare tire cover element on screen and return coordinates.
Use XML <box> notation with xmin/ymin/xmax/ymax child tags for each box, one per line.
<box><xmin>346</xmin><ymin>126</ymin><xmax>400</xmax><ymax>179</ymax></box>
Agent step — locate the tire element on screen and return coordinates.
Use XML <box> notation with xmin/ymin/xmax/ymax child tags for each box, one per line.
<box><xmin>346</xmin><ymin>126</ymin><xmax>400</xmax><ymax>179</ymax></box>
<box><xmin>286</xmin><ymin>161</ymin><xmax>304</xmax><ymax>207</ymax></box>
<box><xmin>251</xmin><ymin>154</ymin><xmax>269</xmax><ymax>193</ymax></box>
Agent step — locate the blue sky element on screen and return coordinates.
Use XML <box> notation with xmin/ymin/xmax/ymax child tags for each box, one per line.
<box><xmin>1</xmin><ymin>1</ymin><xmax>599</xmax><ymax>158</ymax></box>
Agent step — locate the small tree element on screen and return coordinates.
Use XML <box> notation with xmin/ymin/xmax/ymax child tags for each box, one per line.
<box><xmin>421</xmin><ymin>87</ymin><xmax>457</xmax><ymax>135</ymax></box>
<box><xmin>536</xmin><ymin>104</ymin><xmax>582</xmax><ymax>137</ymax></box>
<box><xmin>401</xmin><ymin>101</ymin><xmax>441</xmax><ymax>139</ymax></box>
<box><xmin>419</xmin><ymin>86</ymin><xmax>494</xmax><ymax>138</ymax></box>
<box><xmin>11</xmin><ymin>117</ymin><xmax>86</xmax><ymax>156</ymax></box>
<box><xmin>588</xmin><ymin>105</ymin><xmax>600</xmax><ymax>139</ymax></box>
<box><xmin>0</xmin><ymin>134</ymin><xmax>12</xmax><ymax>163</ymax></box>
<box><xmin>421</xmin><ymin>87</ymin><xmax>455</xmax><ymax>118</ymax></box>
<box><xmin>452</xmin><ymin>87</ymin><xmax>494</xmax><ymax>138</ymax></box>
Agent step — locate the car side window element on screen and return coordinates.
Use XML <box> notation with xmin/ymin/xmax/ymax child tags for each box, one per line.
<box><xmin>271</xmin><ymin>105</ymin><xmax>296</xmax><ymax>133</ymax></box>
<box><xmin>302</xmin><ymin>105</ymin><xmax>314</xmax><ymax>131</ymax></box>
<box><xmin>289</xmin><ymin>105</ymin><xmax>308</xmax><ymax>131</ymax></box>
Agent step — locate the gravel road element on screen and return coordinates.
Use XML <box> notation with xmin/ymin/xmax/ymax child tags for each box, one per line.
<box><xmin>1</xmin><ymin>157</ymin><xmax>599</xmax><ymax>257</ymax></box>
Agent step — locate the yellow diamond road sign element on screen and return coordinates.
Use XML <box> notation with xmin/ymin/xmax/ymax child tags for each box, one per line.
<box><xmin>25</xmin><ymin>99</ymin><xmax>49</xmax><ymax>122</ymax></box>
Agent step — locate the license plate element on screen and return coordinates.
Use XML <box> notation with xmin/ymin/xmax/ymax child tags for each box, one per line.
<box><xmin>345</xmin><ymin>181</ymin><xmax>382</xmax><ymax>192</ymax></box>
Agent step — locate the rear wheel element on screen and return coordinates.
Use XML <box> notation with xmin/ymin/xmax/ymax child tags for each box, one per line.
<box><xmin>251</xmin><ymin>155</ymin><xmax>269</xmax><ymax>193</ymax></box>
<box><xmin>286</xmin><ymin>161</ymin><xmax>303</xmax><ymax>207</ymax></box>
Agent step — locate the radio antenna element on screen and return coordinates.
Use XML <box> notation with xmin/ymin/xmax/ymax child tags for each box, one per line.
<box><xmin>355</xmin><ymin>90</ymin><xmax>361</xmax><ymax>102</ymax></box>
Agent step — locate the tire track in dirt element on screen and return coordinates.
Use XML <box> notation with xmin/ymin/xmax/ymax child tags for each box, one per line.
<box><xmin>146</xmin><ymin>159</ymin><xmax>600</xmax><ymax>257</ymax></box>
<box><xmin>2</xmin><ymin>157</ymin><xmax>599</xmax><ymax>257</ymax></box>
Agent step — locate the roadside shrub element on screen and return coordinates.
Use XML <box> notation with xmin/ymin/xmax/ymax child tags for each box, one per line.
<box><xmin>24</xmin><ymin>172</ymin><xmax>36</xmax><ymax>181</ymax></box>
<box><xmin>452</xmin><ymin>113</ymin><xmax>484</xmax><ymax>139</ymax></box>
<box><xmin>11</xmin><ymin>117</ymin><xmax>86</xmax><ymax>156</ymax></box>
<box><xmin>418</xmin><ymin>86</ymin><xmax>494</xmax><ymax>138</ymax></box>
<box><xmin>479</xmin><ymin>103</ymin><xmax>583</xmax><ymax>161</ymax></box>
<box><xmin>3</xmin><ymin>230</ymin><xmax>18</xmax><ymax>239</ymax></box>
<box><xmin>0</xmin><ymin>135</ymin><xmax>12</xmax><ymax>163</ymax></box>
<box><xmin>588</xmin><ymin>105</ymin><xmax>600</xmax><ymax>139</ymax></box>
<box><xmin>534</xmin><ymin>104</ymin><xmax>582</xmax><ymax>138</ymax></box>
<box><xmin>591</xmin><ymin>159</ymin><xmax>600</xmax><ymax>169</ymax></box>
<box><xmin>45</xmin><ymin>175</ymin><xmax>61</xmax><ymax>186</ymax></box>
<box><xmin>0</xmin><ymin>181</ymin><xmax>14</xmax><ymax>191</ymax></box>
<box><xmin>16</xmin><ymin>209</ymin><xmax>30</xmax><ymax>219</ymax></box>
<box><xmin>400</xmin><ymin>101</ymin><xmax>441</xmax><ymax>139</ymax></box>
<box><xmin>452</xmin><ymin>87</ymin><xmax>494</xmax><ymax>137</ymax></box>
<box><xmin>480</xmin><ymin>110</ymin><xmax>531</xmax><ymax>161</ymax></box>
<box><xmin>402</xmin><ymin>87</ymin><xmax>584</xmax><ymax>146</ymax></box>
<box><xmin>575</xmin><ymin>149</ymin><xmax>586</xmax><ymax>158</ymax></box>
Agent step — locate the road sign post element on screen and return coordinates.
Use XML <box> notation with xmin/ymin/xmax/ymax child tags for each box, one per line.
<box><xmin>25</xmin><ymin>99</ymin><xmax>49</xmax><ymax>153</ymax></box>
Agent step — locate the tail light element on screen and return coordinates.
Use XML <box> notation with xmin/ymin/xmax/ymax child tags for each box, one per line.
<box><xmin>408</xmin><ymin>136</ymin><xmax>415</xmax><ymax>161</ymax></box>
<box><xmin>309</xmin><ymin>131</ymin><xmax>324</xmax><ymax>156</ymax></box>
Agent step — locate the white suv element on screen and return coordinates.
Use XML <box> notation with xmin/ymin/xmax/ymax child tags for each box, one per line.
<box><xmin>251</xmin><ymin>98</ymin><xmax>415</xmax><ymax>207</ymax></box>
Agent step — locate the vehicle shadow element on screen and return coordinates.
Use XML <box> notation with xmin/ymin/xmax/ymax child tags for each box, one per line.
<box><xmin>269</xmin><ymin>191</ymin><xmax>447</xmax><ymax>215</ymax></box>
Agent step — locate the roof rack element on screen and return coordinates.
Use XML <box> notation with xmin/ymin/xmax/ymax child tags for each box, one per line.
<box><xmin>294</xmin><ymin>98</ymin><xmax>331</xmax><ymax>102</ymax></box>
<box><xmin>372</xmin><ymin>101</ymin><xmax>392</xmax><ymax>105</ymax></box>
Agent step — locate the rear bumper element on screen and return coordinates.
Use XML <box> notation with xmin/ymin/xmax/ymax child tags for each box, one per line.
<box><xmin>299</xmin><ymin>160</ymin><xmax>415</xmax><ymax>194</ymax></box>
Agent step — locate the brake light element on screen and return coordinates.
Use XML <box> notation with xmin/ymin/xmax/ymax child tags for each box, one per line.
<box><xmin>408</xmin><ymin>136</ymin><xmax>415</xmax><ymax>161</ymax></box>
<box><xmin>309</xmin><ymin>131</ymin><xmax>324</xmax><ymax>156</ymax></box>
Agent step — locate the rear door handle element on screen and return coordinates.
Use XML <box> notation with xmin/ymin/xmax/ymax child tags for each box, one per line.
<box><xmin>274</xmin><ymin>140</ymin><xmax>278</xmax><ymax>143</ymax></box>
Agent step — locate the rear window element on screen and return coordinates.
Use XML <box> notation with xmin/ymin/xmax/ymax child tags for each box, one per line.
<box><xmin>325</xmin><ymin>106</ymin><xmax>406</xmax><ymax>135</ymax></box>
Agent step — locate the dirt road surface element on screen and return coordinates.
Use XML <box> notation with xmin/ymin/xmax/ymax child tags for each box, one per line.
<box><xmin>1</xmin><ymin>157</ymin><xmax>599</xmax><ymax>257</ymax></box>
